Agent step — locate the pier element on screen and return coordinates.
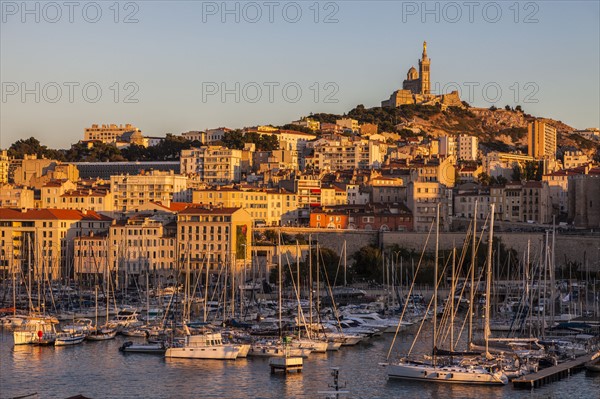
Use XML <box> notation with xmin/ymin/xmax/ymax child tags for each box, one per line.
<box><xmin>513</xmin><ymin>351</ymin><xmax>599</xmax><ymax>389</ymax></box>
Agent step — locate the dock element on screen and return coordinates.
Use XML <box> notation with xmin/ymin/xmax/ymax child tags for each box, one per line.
<box><xmin>513</xmin><ymin>351</ymin><xmax>599</xmax><ymax>389</ymax></box>
<box><xmin>269</xmin><ymin>356</ymin><xmax>303</xmax><ymax>374</ymax></box>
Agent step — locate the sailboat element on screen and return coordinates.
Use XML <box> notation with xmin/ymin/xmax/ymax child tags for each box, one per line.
<box><xmin>385</xmin><ymin>204</ymin><xmax>508</xmax><ymax>385</ymax></box>
<box><xmin>165</xmin><ymin>245</ymin><xmax>241</xmax><ymax>360</ymax></box>
<box><xmin>87</xmin><ymin>273</ymin><xmax>116</xmax><ymax>341</ymax></box>
<box><xmin>268</xmin><ymin>233</ymin><xmax>304</xmax><ymax>372</ymax></box>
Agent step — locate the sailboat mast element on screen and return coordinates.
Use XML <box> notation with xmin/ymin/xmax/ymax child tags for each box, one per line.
<box><xmin>343</xmin><ymin>240</ymin><xmax>347</xmax><ymax>287</ymax></box>
<box><xmin>485</xmin><ymin>203</ymin><xmax>495</xmax><ymax>357</ymax></box>
<box><xmin>468</xmin><ymin>200</ymin><xmax>477</xmax><ymax>347</ymax></box>
<box><xmin>433</xmin><ymin>203</ymin><xmax>439</xmax><ymax>364</ymax></box>
<box><xmin>309</xmin><ymin>234</ymin><xmax>313</xmax><ymax>327</ymax></box>
<box><xmin>278</xmin><ymin>232</ymin><xmax>282</xmax><ymax>338</ymax></box>
<box><xmin>451</xmin><ymin>247</ymin><xmax>455</xmax><ymax>351</ymax></box>
<box><xmin>296</xmin><ymin>241</ymin><xmax>301</xmax><ymax>340</ymax></box>
<box><xmin>203</xmin><ymin>251</ymin><xmax>210</xmax><ymax>323</ymax></box>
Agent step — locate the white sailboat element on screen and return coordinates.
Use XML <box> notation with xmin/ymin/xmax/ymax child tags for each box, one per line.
<box><xmin>386</xmin><ymin>204</ymin><xmax>508</xmax><ymax>385</ymax></box>
<box><xmin>55</xmin><ymin>331</ymin><xmax>86</xmax><ymax>346</ymax></box>
<box><xmin>87</xmin><ymin>279</ymin><xmax>116</xmax><ymax>341</ymax></box>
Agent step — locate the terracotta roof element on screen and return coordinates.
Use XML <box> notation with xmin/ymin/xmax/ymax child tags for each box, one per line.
<box><xmin>178</xmin><ymin>207</ymin><xmax>242</xmax><ymax>215</ymax></box>
<box><xmin>0</xmin><ymin>208</ymin><xmax>112</xmax><ymax>221</ymax></box>
<box><xmin>61</xmin><ymin>190</ymin><xmax>108</xmax><ymax>197</ymax></box>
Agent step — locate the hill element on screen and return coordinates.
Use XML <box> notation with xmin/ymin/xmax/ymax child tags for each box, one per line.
<box><xmin>305</xmin><ymin>104</ymin><xmax>598</xmax><ymax>161</ymax></box>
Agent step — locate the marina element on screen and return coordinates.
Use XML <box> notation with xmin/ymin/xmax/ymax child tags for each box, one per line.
<box><xmin>2</xmin><ymin>328</ymin><xmax>600</xmax><ymax>398</ymax></box>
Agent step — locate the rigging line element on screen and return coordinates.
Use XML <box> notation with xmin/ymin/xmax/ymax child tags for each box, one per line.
<box><xmin>386</xmin><ymin>217</ymin><xmax>434</xmax><ymax>361</ymax></box>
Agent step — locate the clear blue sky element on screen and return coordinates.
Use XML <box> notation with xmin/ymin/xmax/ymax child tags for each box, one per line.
<box><xmin>1</xmin><ymin>1</ymin><xmax>599</xmax><ymax>148</ymax></box>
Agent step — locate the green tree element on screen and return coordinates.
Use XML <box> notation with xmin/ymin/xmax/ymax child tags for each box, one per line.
<box><xmin>477</xmin><ymin>172</ymin><xmax>492</xmax><ymax>185</ymax></box>
<box><xmin>221</xmin><ymin>131</ymin><xmax>245</xmax><ymax>150</ymax></box>
<box><xmin>352</xmin><ymin>245</ymin><xmax>383</xmax><ymax>282</ymax></box>
<box><xmin>523</xmin><ymin>160</ymin><xmax>542</xmax><ymax>181</ymax></box>
<box><xmin>64</xmin><ymin>142</ymin><xmax>120</xmax><ymax>162</ymax></box>
<box><xmin>511</xmin><ymin>165</ymin><xmax>522</xmax><ymax>181</ymax></box>
<box><xmin>8</xmin><ymin>137</ymin><xmax>65</xmax><ymax>160</ymax></box>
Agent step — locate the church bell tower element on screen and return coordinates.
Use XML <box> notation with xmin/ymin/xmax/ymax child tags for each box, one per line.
<box><xmin>418</xmin><ymin>41</ymin><xmax>430</xmax><ymax>95</ymax></box>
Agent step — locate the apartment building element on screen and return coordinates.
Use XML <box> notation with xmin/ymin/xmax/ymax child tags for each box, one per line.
<box><xmin>180</xmin><ymin>146</ymin><xmax>242</xmax><ymax>184</ymax></box>
<box><xmin>0</xmin><ymin>150</ymin><xmax>9</xmax><ymax>184</ymax></box>
<box><xmin>177</xmin><ymin>207</ymin><xmax>252</xmax><ymax>271</ymax></box>
<box><xmin>40</xmin><ymin>180</ymin><xmax>78</xmax><ymax>208</ymax></box>
<box><xmin>181</xmin><ymin>131</ymin><xmax>206</xmax><ymax>144</ymax></box>
<box><xmin>407</xmin><ymin>181</ymin><xmax>452</xmax><ymax>232</ymax></box>
<box><xmin>563</xmin><ymin>151</ymin><xmax>590</xmax><ymax>169</ymax></box>
<box><xmin>0</xmin><ymin>185</ymin><xmax>35</xmax><ymax>209</ymax></box>
<box><xmin>0</xmin><ymin>208</ymin><xmax>112</xmax><ymax>280</ymax></box>
<box><xmin>58</xmin><ymin>189</ymin><xmax>115</xmax><ymax>213</ymax></box>
<box><xmin>528</xmin><ymin>121</ymin><xmax>557</xmax><ymax>160</ymax></box>
<box><xmin>457</xmin><ymin>134</ymin><xmax>479</xmax><ymax>161</ymax></box>
<box><xmin>192</xmin><ymin>187</ymin><xmax>298</xmax><ymax>226</ymax></box>
<box><xmin>110</xmin><ymin>170</ymin><xmax>189</xmax><ymax>212</ymax></box>
<box><xmin>336</xmin><ymin>118</ymin><xmax>359</xmax><ymax>132</ymax></box>
<box><xmin>311</xmin><ymin>136</ymin><xmax>386</xmax><ymax>171</ymax></box>
<box><xmin>74</xmin><ymin>215</ymin><xmax>177</xmax><ymax>283</ymax></box>
<box><xmin>84</xmin><ymin>123</ymin><xmax>140</xmax><ymax>143</ymax></box>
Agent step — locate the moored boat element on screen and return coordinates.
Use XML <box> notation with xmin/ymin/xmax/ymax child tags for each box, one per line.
<box><xmin>119</xmin><ymin>340</ymin><xmax>167</xmax><ymax>354</ymax></box>
<box><xmin>165</xmin><ymin>331</ymin><xmax>240</xmax><ymax>360</ymax></box>
<box><xmin>55</xmin><ymin>332</ymin><xmax>86</xmax><ymax>346</ymax></box>
<box><xmin>13</xmin><ymin>316</ymin><xmax>58</xmax><ymax>345</ymax></box>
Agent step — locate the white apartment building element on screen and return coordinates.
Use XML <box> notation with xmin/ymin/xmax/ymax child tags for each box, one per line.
<box><xmin>439</xmin><ymin>135</ymin><xmax>457</xmax><ymax>159</ymax></box>
<box><xmin>311</xmin><ymin>137</ymin><xmax>386</xmax><ymax>171</ymax></box>
<box><xmin>180</xmin><ymin>146</ymin><xmax>242</xmax><ymax>184</ymax></box>
<box><xmin>110</xmin><ymin>171</ymin><xmax>189</xmax><ymax>212</ymax></box>
<box><xmin>457</xmin><ymin>134</ymin><xmax>479</xmax><ymax>161</ymax></box>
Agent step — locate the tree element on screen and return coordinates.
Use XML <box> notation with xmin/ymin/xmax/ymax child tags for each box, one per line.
<box><xmin>221</xmin><ymin>131</ymin><xmax>245</xmax><ymax>150</ymax></box>
<box><xmin>511</xmin><ymin>165</ymin><xmax>522</xmax><ymax>181</ymax></box>
<box><xmin>352</xmin><ymin>245</ymin><xmax>383</xmax><ymax>282</ymax></box>
<box><xmin>523</xmin><ymin>160</ymin><xmax>542</xmax><ymax>181</ymax></box>
<box><xmin>8</xmin><ymin>137</ymin><xmax>65</xmax><ymax>160</ymax></box>
<box><xmin>515</xmin><ymin>105</ymin><xmax>523</xmax><ymax>112</ymax></box>
<box><xmin>489</xmin><ymin>105</ymin><xmax>498</xmax><ymax>111</ymax></box>
<box><xmin>477</xmin><ymin>172</ymin><xmax>492</xmax><ymax>185</ymax></box>
<box><xmin>65</xmin><ymin>142</ymin><xmax>125</xmax><ymax>162</ymax></box>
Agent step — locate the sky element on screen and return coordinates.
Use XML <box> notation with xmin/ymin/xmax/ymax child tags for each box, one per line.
<box><xmin>1</xmin><ymin>1</ymin><xmax>599</xmax><ymax>148</ymax></box>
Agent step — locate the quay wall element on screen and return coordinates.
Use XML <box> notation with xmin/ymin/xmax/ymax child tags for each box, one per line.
<box><xmin>267</xmin><ymin>228</ymin><xmax>599</xmax><ymax>271</ymax></box>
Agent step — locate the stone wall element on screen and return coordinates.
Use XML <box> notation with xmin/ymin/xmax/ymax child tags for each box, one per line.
<box><xmin>262</xmin><ymin>228</ymin><xmax>599</xmax><ymax>271</ymax></box>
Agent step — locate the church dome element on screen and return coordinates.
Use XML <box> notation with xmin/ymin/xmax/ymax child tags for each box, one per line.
<box><xmin>407</xmin><ymin>66</ymin><xmax>418</xmax><ymax>80</ymax></box>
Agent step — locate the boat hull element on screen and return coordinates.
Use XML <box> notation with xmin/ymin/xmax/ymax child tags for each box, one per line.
<box><xmin>387</xmin><ymin>363</ymin><xmax>508</xmax><ymax>385</ymax></box>
<box><xmin>55</xmin><ymin>334</ymin><xmax>85</xmax><ymax>346</ymax></box>
<box><xmin>165</xmin><ymin>345</ymin><xmax>239</xmax><ymax>360</ymax></box>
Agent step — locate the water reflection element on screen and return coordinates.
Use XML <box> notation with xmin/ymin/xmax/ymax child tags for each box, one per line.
<box><xmin>1</xmin><ymin>328</ymin><xmax>599</xmax><ymax>399</ymax></box>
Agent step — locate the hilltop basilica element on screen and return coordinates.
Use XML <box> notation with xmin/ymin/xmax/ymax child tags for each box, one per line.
<box><xmin>382</xmin><ymin>42</ymin><xmax>462</xmax><ymax>109</ymax></box>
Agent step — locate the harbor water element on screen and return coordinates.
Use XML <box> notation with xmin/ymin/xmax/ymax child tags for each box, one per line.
<box><xmin>1</xmin><ymin>327</ymin><xmax>599</xmax><ymax>399</ymax></box>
